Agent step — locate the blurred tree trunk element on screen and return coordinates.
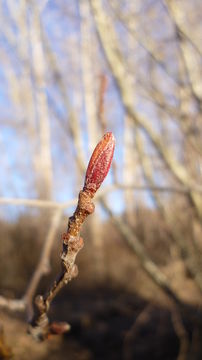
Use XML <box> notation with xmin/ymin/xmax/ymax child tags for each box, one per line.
<box><xmin>123</xmin><ymin>116</ymin><xmax>136</xmax><ymax>222</ymax></box>
<box><xmin>29</xmin><ymin>3</ymin><xmax>53</xmax><ymax>200</ymax></box>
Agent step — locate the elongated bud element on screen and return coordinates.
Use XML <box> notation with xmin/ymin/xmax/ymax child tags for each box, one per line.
<box><xmin>83</xmin><ymin>132</ymin><xmax>115</xmax><ymax>195</ymax></box>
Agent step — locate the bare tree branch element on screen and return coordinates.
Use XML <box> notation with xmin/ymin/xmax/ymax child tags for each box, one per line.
<box><xmin>24</xmin><ymin>208</ymin><xmax>64</xmax><ymax>319</ymax></box>
<box><xmin>0</xmin><ymin>297</ymin><xmax>25</xmax><ymax>312</ymax></box>
<box><xmin>28</xmin><ymin>132</ymin><xmax>115</xmax><ymax>340</ymax></box>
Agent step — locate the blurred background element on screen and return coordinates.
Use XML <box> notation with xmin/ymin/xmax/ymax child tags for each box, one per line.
<box><xmin>0</xmin><ymin>0</ymin><xmax>202</xmax><ymax>359</ymax></box>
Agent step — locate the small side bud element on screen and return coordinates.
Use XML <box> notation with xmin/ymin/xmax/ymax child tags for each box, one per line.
<box><xmin>49</xmin><ymin>322</ymin><xmax>71</xmax><ymax>336</ymax></box>
<box><xmin>83</xmin><ymin>132</ymin><xmax>115</xmax><ymax>195</ymax></box>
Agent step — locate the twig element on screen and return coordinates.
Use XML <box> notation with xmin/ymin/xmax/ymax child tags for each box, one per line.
<box><xmin>123</xmin><ymin>304</ymin><xmax>153</xmax><ymax>360</ymax></box>
<box><xmin>171</xmin><ymin>306</ymin><xmax>189</xmax><ymax>360</ymax></box>
<box><xmin>0</xmin><ymin>296</ymin><xmax>25</xmax><ymax>312</ymax></box>
<box><xmin>0</xmin><ymin>197</ymin><xmax>77</xmax><ymax>208</ymax></box>
<box><xmin>0</xmin><ymin>184</ymin><xmax>198</xmax><ymax>209</ymax></box>
<box><xmin>24</xmin><ymin>208</ymin><xmax>64</xmax><ymax>320</ymax></box>
<box><xmin>28</xmin><ymin>132</ymin><xmax>115</xmax><ymax>340</ymax></box>
<box><xmin>100</xmin><ymin>196</ymin><xmax>180</xmax><ymax>304</ymax></box>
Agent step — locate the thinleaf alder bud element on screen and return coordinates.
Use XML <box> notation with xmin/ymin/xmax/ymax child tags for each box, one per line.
<box><xmin>83</xmin><ymin>132</ymin><xmax>115</xmax><ymax>195</ymax></box>
<box><xmin>29</xmin><ymin>132</ymin><xmax>115</xmax><ymax>340</ymax></box>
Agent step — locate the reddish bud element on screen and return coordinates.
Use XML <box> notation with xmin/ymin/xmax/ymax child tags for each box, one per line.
<box><xmin>49</xmin><ymin>322</ymin><xmax>71</xmax><ymax>336</ymax></box>
<box><xmin>83</xmin><ymin>132</ymin><xmax>115</xmax><ymax>195</ymax></box>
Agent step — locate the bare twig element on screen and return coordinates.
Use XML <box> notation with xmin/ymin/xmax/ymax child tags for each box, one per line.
<box><xmin>0</xmin><ymin>210</ymin><xmax>64</xmax><ymax>318</ymax></box>
<box><xmin>28</xmin><ymin>191</ymin><xmax>92</xmax><ymax>340</ymax></box>
<box><xmin>171</xmin><ymin>306</ymin><xmax>189</xmax><ymax>360</ymax></box>
<box><xmin>123</xmin><ymin>304</ymin><xmax>153</xmax><ymax>360</ymax></box>
<box><xmin>0</xmin><ymin>197</ymin><xmax>77</xmax><ymax>208</ymax></box>
<box><xmin>28</xmin><ymin>132</ymin><xmax>115</xmax><ymax>340</ymax></box>
<box><xmin>0</xmin><ymin>296</ymin><xmax>25</xmax><ymax>312</ymax></box>
<box><xmin>24</xmin><ymin>208</ymin><xmax>64</xmax><ymax>320</ymax></box>
<box><xmin>0</xmin><ymin>184</ymin><xmax>199</xmax><ymax>209</ymax></box>
<box><xmin>100</xmin><ymin>196</ymin><xmax>180</xmax><ymax>304</ymax></box>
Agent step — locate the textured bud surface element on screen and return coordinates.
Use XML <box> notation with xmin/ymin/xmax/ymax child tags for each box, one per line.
<box><xmin>83</xmin><ymin>132</ymin><xmax>115</xmax><ymax>195</ymax></box>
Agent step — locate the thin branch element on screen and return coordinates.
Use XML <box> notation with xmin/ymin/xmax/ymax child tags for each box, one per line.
<box><xmin>28</xmin><ymin>132</ymin><xmax>115</xmax><ymax>340</ymax></box>
<box><xmin>171</xmin><ymin>306</ymin><xmax>189</xmax><ymax>360</ymax></box>
<box><xmin>136</xmin><ymin>130</ymin><xmax>202</xmax><ymax>294</ymax></box>
<box><xmin>24</xmin><ymin>208</ymin><xmax>64</xmax><ymax>320</ymax></box>
<box><xmin>28</xmin><ymin>191</ymin><xmax>92</xmax><ymax>340</ymax></box>
<box><xmin>0</xmin><ymin>210</ymin><xmax>64</xmax><ymax>317</ymax></box>
<box><xmin>0</xmin><ymin>296</ymin><xmax>25</xmax><ymax>312</ymax></box>
<box><xmin>123</xmin><ymin>304</ymin><xmax>153</xmax><ymax>360</ymax></box>
<box><xmin>0</xmin><ymin>197</ymin><xmax>77</xmax><ymax>208</ymax></box>
<box><xmin>0</xmin><ymin>184</ymin><xmax>200</xmax><ymax>209</ymax></box>
<box><xmin>109</xmin><ymin>1</ymin><xmax>181</xmax><ymax>87</ymax></box>
<box><xmin>100</xmin><ymin>197</ymin><xmax>180</xmax><ymax>304</ymax></box>
<box><xmin>163</xmin><ymin>0</ymin><xmax>202</xmax><ymax>59</ymax></box>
